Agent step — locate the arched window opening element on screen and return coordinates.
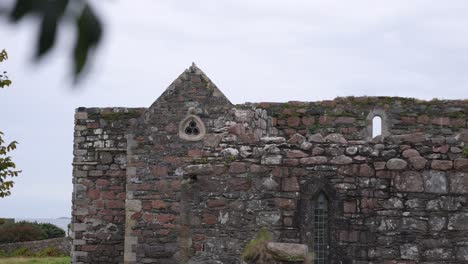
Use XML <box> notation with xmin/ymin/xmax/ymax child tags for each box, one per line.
<box><xmin>372</xmin><ymin>116</ymin><xmax>382</xmax><ymax>138</ymax></box>
<box><xmin>314</xmin><ymin>192</ymin><xmax>329</xmax><ymax>264</ymax></box>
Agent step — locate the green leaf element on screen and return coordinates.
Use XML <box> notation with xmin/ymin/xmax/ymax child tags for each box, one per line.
<box><xmin>73</xmin><ymin>3</ymin><xmax>102</xmax><ymax>78</ymax></box>
<box><xmin>36</xmin><ymin>0</ymin><xmax>69</xmax><ymax>58</ymax></box>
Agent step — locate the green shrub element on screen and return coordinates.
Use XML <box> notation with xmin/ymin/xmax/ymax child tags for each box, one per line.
<box><xmin>0</xmin><ymin>222</ymin><xmax>47</xmax><ymax>244</ymax></box>
<box><xmin>11</xmin><ymin>247</ymin><xmax>31</xmax><ymax>257</ymax></box>
<box><xmin>38</xmin><ymin>223</ymin><xmax>65</xmax><ymax>239</ymax></box>
<box><xmin>0</xmin><ymin>221</ymin><xmax>65</xmax><ymax>244</ymax></box>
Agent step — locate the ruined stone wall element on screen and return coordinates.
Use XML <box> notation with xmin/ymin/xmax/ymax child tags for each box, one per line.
<box><xmin>71</xmin><ymin>65</ymin><xmax>468</xmax><ymax>264</ymax></box>
<box><xmin>71</xmin><ymin>107</ymin><xmax>144</xmax><ymax>263</ymax></box>
<box><xmin>252</xmin><ymin>98</ymin><xmax>467</xmax><ymax>140</ymax></box>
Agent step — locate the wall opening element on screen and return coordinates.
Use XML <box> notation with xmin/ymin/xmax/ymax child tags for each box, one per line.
<box><xmin>372</xmin><ymin>116</ymin><xmax>382</xmax><ymax>138</ymax></box>
<box><xmin>314</xmin><ymin>192</ymin><xmax>329</xmax><ymax>264</ymax></box>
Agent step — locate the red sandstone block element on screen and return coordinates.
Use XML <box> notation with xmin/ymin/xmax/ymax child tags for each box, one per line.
<box><xmin>272</xmin><ymin>167</ymin><xmax>288</xmax><ymax>177</ymax></box>
<box><xmin>229</xmin><ymin>162</ymin><xmax>247</xmax><ymax>174</ymax></box>
<box><xmin>151</xmin><ymin>165</ymin><xmax>168</xmax><ymax>177</ymax></box>
<box><xmin>86</xmin><ymin>122</ymin><xmax>99</xmax><ymax>129</ymax></box>
<box><xmin>285</xmin><ymin>150</ymin><xmax>308</xmax><ymax>158</ymax></box>
<box><xmin>361</xmin><ymin>198</ymin><xmax>378</xmax><ymax>209</ymax></box>
<box><xmin>319</xmin><ymin>116</ymin><xmax>334</xmax><ymax>125</ymax></box>
<box><xmin>283</xmin><ymin>159</ymin><xmax>299</xmax><ymax>166</ymax></box>
<box><xmin>96</xmin><ymin>179</ymin><xmax>110</xmax><ymax>187</ymax></box>
<box><xmin>207</xmin><ymin>199</ymin><xmax>226</xmax><ymax>208</ymax></box>
<box><xmin>335</xmin><ymin>117</ymin><xmax>356</xmax><ymax>124</ymax></box>
<box><xmin>105</xmin><ymin>200</ymin><xmax>124</xmax><ymax>209</ymax></box>
<box><xmin>431</xmin><ymin>160</ymin><xmax>453</xmax><ymax>170</ymax></box>
<box><xmin>287</xmin><ymin>116</ymin><xmax>301</xmax><ymax>127</ymax></box>
<box><xmin>152</xmin><ymin>200</ymin><xmax>167</xmax><ymax>209</ymax></box>
<box><xmin>80</xmin><ymin>245</ymin><xmax>98</xmax><ymax>251</ymax></box>
<box><xmin>344</xmin><ymin>200</ymin><xmax>357</xmax><ymax>213</ymax></box>
<box><xmin>187</xmin><ymin>149</ymin><xmax>203</xmax><ymax>157</ymax></box>
<box><xmin>400</xmin><ymin>116</ymin><xmax>416</xmax><ymax>125</ymax></box>
<box><xmin>454</xmin><ymin>158</ymin><xmax>468</xmax><ymax>171</ymax></box>
<box><xmin>192</xmin><ymin>234</ymin><xmax>206</xmax><ymax>241</ymax></box>
<box><xmin>164</xmin><ymin>123</ymin><xmax>177</xmax><ymax>133</ymax></box>
<box><xmin>432</xmin><ymin>117</ymin><xmax>450</xmax><ymax>126</ymax></box>
<box><xmin>275</xmin><ymin>198</ymin><xmax>297</xmax><ymax>210</ymax></box>
<box><xmin>417</xmin><ymin>115</ymin><xmax>430</xmax><ymax>124</ymax></box>
<box><xmin>432</xmin><ymin>145</ymin><xmax>449</xmax><ymax>153</ymax></box>
<box><xmin>283</xmin><ymin>217</ymin><xmax>293</xmax><ymax>226</ymax></box>
<box><xmin>157</xmin><ymin>214</ymin><xmax>176</xmax><ymax>223</ymax></box>
<box><xmin>101</xmin><ymin>191</ymin><xmax>116</xmax><ymax>200</ymax></box>
<box><xmin>87</xmin><ymin>189</ymin><xmax>100</xmax><ymax>200</ymax></box>
<box><xmin>228</xmin><ymin>178</ymin><xmax>251</xmax><ymax>191</ymax></box>
<box><xmin>202</xmin><ymin>213</ymin><xmax>217</xmax><ymax>225</ymax></box>
<box><xmin>282</xmin><ymin>177</ymin><xmax>300</xmax><ymax>192</ymax></box>
<box><xmin>250</xmin><ymin>164</ymin><xmax>269</xmax><ymax>174</ymax></box>
<box><xmin>301</xmin><ymin>116</ymin><xmax>315</xmax><ymax>126</ymax></box>
<box><xmin>171</xmin><ymin>180</ymin><xmax>182</xmax><ymax>190</ymax></box>
<box><xmin>450</xmin><ymin>118</ymin><xmax>465</xmax><ymax>127</ymax></box>
<box><xmin>157</xmin><ymin>229</ymin><xmax>171</xmax><ymax>236</ymax></box>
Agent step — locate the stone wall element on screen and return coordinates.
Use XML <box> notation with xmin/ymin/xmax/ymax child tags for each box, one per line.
<box><xmin>71</xmin><ymin>64</ymin><xmax>468</xmax><ymax>264</ymax></box>
<box><xmin>0</xmin><ymin>237</ymin><xmax>71</xmax><ymax>256</ymax></box>
<box><xmin>72</xmin><ymin>107</ymin><xmax>145</xmax><ymax>263</ymax></box>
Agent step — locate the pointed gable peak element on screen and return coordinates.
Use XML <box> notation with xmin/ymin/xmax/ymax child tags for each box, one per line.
<box><xmin>149</xmin><ymin>63</ymin><xmax>232</xmax><ymax>111</ymax></box>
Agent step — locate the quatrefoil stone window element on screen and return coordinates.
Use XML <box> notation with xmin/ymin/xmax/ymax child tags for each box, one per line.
<box><xmin>179</xmin><ymin>115</ymin><xmax>206</xmax><ymax>141</ymax></box>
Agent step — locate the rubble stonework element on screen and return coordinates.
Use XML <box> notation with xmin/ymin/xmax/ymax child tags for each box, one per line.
<box><xmin>72</xmin><ymin>64</ymin><xmax>468</xmax><ymax>264</ymax></box>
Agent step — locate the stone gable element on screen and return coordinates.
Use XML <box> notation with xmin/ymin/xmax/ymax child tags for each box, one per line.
<box><xmin>71</xmin><ymin>64</ymin><xmax>468</xmax><ymax>263</ymax></box>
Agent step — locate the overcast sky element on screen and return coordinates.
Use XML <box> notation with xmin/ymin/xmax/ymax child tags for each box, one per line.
<box><xmin>0</xmin><ymin>0</ymin><xmax>467</xmax><ymax>218</ymax></box>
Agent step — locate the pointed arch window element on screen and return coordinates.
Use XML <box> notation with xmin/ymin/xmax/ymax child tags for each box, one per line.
<box><xmin>314</xmin><ymin>192</ymin><xmax>329</xmax><ymax>264</ymax></box>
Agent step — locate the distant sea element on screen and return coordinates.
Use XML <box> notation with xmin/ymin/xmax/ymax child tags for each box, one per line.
<box><xmin>16</xmin><ymin>218</ymin><xmax>71</xmax><ymax>233</ymax></box>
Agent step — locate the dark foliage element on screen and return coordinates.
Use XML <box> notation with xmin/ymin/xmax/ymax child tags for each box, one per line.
<box><xmin>0</xmin><ymin>221</ymin><xmax>65</xmax><ymax>244</ymax></box>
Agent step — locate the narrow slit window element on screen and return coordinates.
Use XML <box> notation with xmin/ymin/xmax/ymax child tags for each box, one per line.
<box><xmin>314</xmin><ymin>192</ymin><xmax>329</xmax><ymax>264</ymax></box>
<box><xmin>372</xmin><ymin>116</ymin><xmax>382</xmax><ymax>138</ymax></box>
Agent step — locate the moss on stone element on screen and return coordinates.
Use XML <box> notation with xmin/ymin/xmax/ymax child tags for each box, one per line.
<box><xmin>463</xmin><ymin>147</ymin><xmax>468</xmax><ymax>158</ymax></box>
<box><xmin>241</xmin><ymin>227</ymin><xmax>273</xmax><ymax>261</ymax></box>
<box><xmin>101</xmin><ymin>111</ymin><xmax>141</xmax><ymax>121</ymax></box>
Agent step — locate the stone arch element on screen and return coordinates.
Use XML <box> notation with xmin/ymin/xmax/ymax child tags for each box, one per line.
<box><xmin>297</xmin><ymin>179</ymin><xmax>347</xmax><ymax>264</ymax></box>
<box><xmin>366</xmin><ymin>108</ymin><xmax>390</xmax><ymax>139</ymax></box>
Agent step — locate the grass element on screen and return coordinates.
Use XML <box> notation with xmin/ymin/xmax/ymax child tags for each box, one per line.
<box><xmin>0</xmin><ymin>257</ymin><xmax>70</xmax><ymax>264</ymax></box>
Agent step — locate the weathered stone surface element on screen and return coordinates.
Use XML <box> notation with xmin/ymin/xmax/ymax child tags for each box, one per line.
<box><xmin>429</xmin><ymin>216</ymin><xmax>446</xmax><ymax>231</ymax></box>
<box><xmin>261</xmin><ymin>137</ymin><xmax>286</xmax><ymax>143</ymax></box>
<box><xmin>266</xmin><ymin>242</ymin><xmax>308</xmax><ymax>261</ymax></box>
<box><xmin>423</xmin><ymin>248</ymin><xmax>453</xmax><ymax>260</ymax></box>
<box><xmin>448</xmin><ymin>213</ymin><xmax>468</xmax><ymax>230</ymax></box>
<box><xmin>345</xmin><ymin>146</ymin><xmax>358</xmax><ymax>156</ymax></box>
<box><xmin>261</xmin><ymin>155</ymin><xmax>282</xmax><ymax>165</ymax></box>
<box><xmin>454</xmin><ymin>158</ymin><xmax>468</xmax><ymax>171</ymax></box>
<box><xmin>402</xmin><ymin>149</ymin><xmax>420</xmax><ymax>158</ymax></box>
<box><xmin>431</xmin><ymin>160</ymin><xmax>453</xmax><ymax>170</ymax></box>
<box><xmin>287</xmin><ymin>133</ymin><xmax>306</xmax><ymax>145</ymax></box>
<box><xmin>299</xmin><ymin>156</ymin><xmax>327</xmax><ymax>165</ymax></box>
<box><xmin>394</xmin><ymin>171</ymin><xmax>424</xmax><ymax>192</ymax></box>
<box><xmin>324</xmin><ymin>133</ymin><xmax>347</xmax><ymax>143</ymax></box>
<box><xmin>449</xmin><ymin>172</ymin><xmax>468</xmax><ymax>194</ymax></box>
<box><xmin>330</xmin><ymin>155</ymin><xmax>353</xmax><ymax>165</ymax></box>
<box><xmin>409</xmin><ymin>156</ymin><xmax>427</xmax><ymax>170</ymax></box>
<box><xmin>308</xmin><ymin>133</ymin><xmax>324</xmax><ymax>143</ymax></box>
<box><xmin>72</xmin><ymin>70</ymin><xmax>468</xmax><ymax>264</ymax></box>
<box><xmin>400</xmin><ymin>243</ymin><xmax>419</xmax><ymax>260</ymax></box>
<box><xmin>285</xmin><ymin>149</ymin><xmax>308</xmax><ymax>158</ymax></box>
<box><xmin>457</xmin><ymin>247</ymin><xmax>468</xmax><ymax>261</ymax></box>
<box><xmin>386</xmin><ymin>158</ymin><xmax>408</xmax><ymax>170</ymax></box>
<box><xmin>422</xmin><ymin>170</ymin><xmax>448</xmax><ymax>193</ymax></box>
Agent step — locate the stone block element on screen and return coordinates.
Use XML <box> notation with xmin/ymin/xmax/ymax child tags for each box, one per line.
<box><xmin>448</xmin><ymin>213</ymin><xmax>468</xmax><ymax>230</ymax></box>
<box><xmin>431</xmin><ymin>160</ymin><xmax>453</xmax><ymax>171</ymax></box>
<box><xmin>449</xmin><ymin>172</ymin><xmax>468</xmax><ymax>193</ymax></box>
<box><xmin>422</xmin><ymin>170</ymin><xmax>447</xmax><ymax>193</ymax></box>
<box><xmin>386</xmin><ymin>158</ymin><xmax>408</xmax><ymax>170</ymax></box>
<box><xmin>394</xmin><ymin>171</ymin><xmax>424</xmax><ymax>192</ymax></box>
<box><xmin>400</xmin><ymin>243</ymin><xmax>419</xmax><ymax>260</ymax></box>
<box><xmin>282</xmin><ymin>177</ymin><xmax>300</xmax><ymax>192</ymax></box>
